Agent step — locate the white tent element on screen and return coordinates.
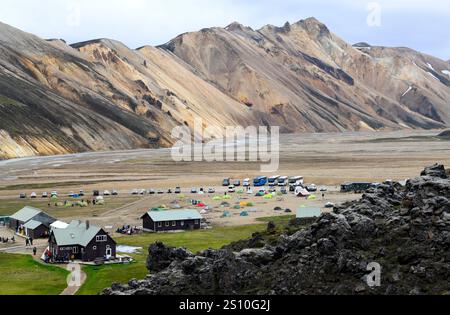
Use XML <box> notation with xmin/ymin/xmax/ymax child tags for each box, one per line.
<box><xmin>295</xmin><ymin>187</ymin><xmax>311</xmax><ymax>197</ymax></box>
<box><xmin>50</xmin><ymin>221</ymin><xmax>69</xmax><ymax>230</ymax></box>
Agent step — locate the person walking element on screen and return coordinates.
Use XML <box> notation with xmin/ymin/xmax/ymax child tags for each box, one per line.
<box><xmin>29</xmin><ymin>237</ymin><xmax>33</xmax><ymax>246</ymax></box>
<box><xmin>25</xmin><ymin>237</ymin><xmax>29</xmax><ymax>247</ymax></box>
<box><xmin>33</xmin><ymin>247</ymin><xmax>37</xmax><ymax>256</ymax></box>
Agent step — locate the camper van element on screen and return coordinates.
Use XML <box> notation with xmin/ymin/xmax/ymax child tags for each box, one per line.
<box><xmin>243</xmin><ymin>178</ymin><xmax>250</xmax><ymax>187</ymax></box>
<box><xmin>253</xmin><ymin>176</ymin><xmax>268</xmax><ymax>187</ymax></box>
<box><xmin>268</xmin><ymin>176</ymin><xmax>280</xmax><ymax>186</ymax></box>
<box><xmin>277</xmin><ymin>176</ymin><xmax>288</xmax><ymax>187</ymax></box>
<box><xmin>289</xmin><ymin>176</ymin><xmax>304</xmax><ymax>191</ymax></box>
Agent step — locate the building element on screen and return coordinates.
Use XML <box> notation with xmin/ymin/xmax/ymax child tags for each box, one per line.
<box><xmin>141</xmin><ymin>209</ymin><xmax>202</xmax><ymax>232</ymax></box>
<box><xmin>49</xmin><ymin>220</ymin><xmax>116</xmax><ymax>262</ymax></box>
<box><xmin>9</xmin><ymin>206</ymin><xmax>56</xmax><ymax>238</ymax></box>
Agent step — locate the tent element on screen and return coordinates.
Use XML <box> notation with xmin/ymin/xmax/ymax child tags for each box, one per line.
<box><xmin>197</xmin><ymin>203</ymin><xmax>206</xmax><ymax>208</ymax></box>
<box><xmin>223</xmin><ymin>195</ymin><xmax>231</xmax><ymax>200</ymax></box>
<box><xmin>240</xmin><ymin>201</ymin><xmax>254</xmax><ymax>207</ymax></box>
<box><xmin>237</xmin><ymin>189</ymin><xmax>244</xmax><ymax>194</ymax></box>
<box><xmin>213</xmin><ymin>196</ymin><xmax>223</xmax><ymax>201</ymax></box>
<box><xmin>222</xmin><ymin>211</ymin><xmax>232</xmax><ymax>218</ymax></box>
<box><xmin>295</xmin><ymin>187</ymin><xmax>310</xmax><ymax>197</ymax></box>
<box><xmin>233</xmin><ymin>205</ymin><xmax>241</xmax><ymax>210</ymax></box>
<box><xmin>240</xmin><ymin>211</ymin><xmax>249</xmax><ymax>217</ymax></box>
<box><xmin>308</xmin><ymin>195</ymin><xmax>317</xmax><ymax>201</ymax></box>
<box><xmin>200</xmin><ymin>209</ymin><xmax>208</xmax><ymax>215</ymax></box>
<box><xmin>151</xmin><ymin>207</ymin><xmax>166</xmax><ymax>212</ymax></box>
<box><xmin>264</xmin><ymin>194</ymin><xmax>274</xmax><ymax>200</ymax></box>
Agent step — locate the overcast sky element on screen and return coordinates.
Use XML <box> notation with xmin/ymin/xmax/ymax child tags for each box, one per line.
<box><xmin>0</xmin><ymin>0</ymin><xmax>449</xmax><ymax>60</ymax></box>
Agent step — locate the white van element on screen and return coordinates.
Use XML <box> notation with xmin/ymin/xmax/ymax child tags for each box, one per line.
<box><xmin>243</xmin><ymin>178</ymin><xmax>250</xmax><ymax>187</ymax></box>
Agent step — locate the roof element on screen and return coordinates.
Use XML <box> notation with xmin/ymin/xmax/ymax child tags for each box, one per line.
<box><xmin>23</xmin><ymin>220</ymin><xmax>44</xmax><ymax>230</ymax></box>
<box><xmin>9</xmin><ymin>206</ymin><xmax>42</xmax><ymax>222</ymax></box>
<box><xmin>51</xmin><ymin>220</ymin><xmax>104</xmax><ymax>247</ymax></box>
<box><xmin>143</xmin><ymin>209</ymin><xmax>202</xmax><ymax>222</ymax></box>
<box><xmin>297</xmin><ymin>207</ymin><xmax>322</xmax><ymax>219</ymax></box>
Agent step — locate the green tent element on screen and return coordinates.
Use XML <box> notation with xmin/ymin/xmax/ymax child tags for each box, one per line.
<box><xmin>308</xmin><ymin>195</ymin><xmax>317</xmax><ymax>201</ymax></box>
<box><xmin>240</xmin><ymin>211</ymin><xmax>249</xmax><ymax>217</ymax></box>
<box><xmin>213</xmin><ymin>196</ymin><xmax>223</xmax><ymax>201</ymax></box>
<box><xmin>223</xmin><ymin>195</ymin><xmax>232</xmax><ymax>200</ymax></box>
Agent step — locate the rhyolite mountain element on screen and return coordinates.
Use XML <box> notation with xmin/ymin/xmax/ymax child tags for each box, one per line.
<box><xmin>1</xmin><ymin>18</ymin><xmax>450</xmax><ymax>159</ymax></box>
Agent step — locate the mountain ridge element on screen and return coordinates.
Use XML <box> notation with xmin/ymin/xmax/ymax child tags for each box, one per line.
<box><xmin>1</xmin><ymin>18</ymin><xmax>449</xmax><ymax>159</ymax></box>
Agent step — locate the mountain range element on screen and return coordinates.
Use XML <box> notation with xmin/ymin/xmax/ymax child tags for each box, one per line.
<box><xmin>1</xmin><ymin>18</ymin><xmax>450</xmax><ymax>159</ymax></box>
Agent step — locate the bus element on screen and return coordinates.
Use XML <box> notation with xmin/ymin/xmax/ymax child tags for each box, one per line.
<box><xmin>277</xmin><ymin>176</ymin><xmax>288</xmax><ymax>186</ymax></box>
<box><xmin>268</xmin><ymin>175</ymin><xmax>280</xmax><ymax>186</ymax></box>
<box><xmin>253</xmin><ymin>176</ymin><xmax>268</xmax><ymax>187</ymax></box>
<box><xmin>340</xmin><ymin>182</ymin><xmax>374</xmax><ymax>193</ymax></box>
<box><xmin>289</xmin><ymin>176</ymin><xmax>304</xmax><ymax>191</ymax></box>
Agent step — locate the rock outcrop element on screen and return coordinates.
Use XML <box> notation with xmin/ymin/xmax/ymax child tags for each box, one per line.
<box><xmin>103</xmin><ymin>165</ymin><xmax>450</xmax><ymax>295</ymax></box>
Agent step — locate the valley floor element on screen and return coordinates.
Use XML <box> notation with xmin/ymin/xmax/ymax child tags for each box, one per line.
<box><xmin>0</xmin><ymin>130</ymin><xmax>449</xmax><ymax>294</ymax></box>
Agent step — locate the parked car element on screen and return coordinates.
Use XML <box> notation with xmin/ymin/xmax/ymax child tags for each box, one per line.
<box><xmin>228</xmin><ymin>185</ymin><xmax>236</xmax><ymax>193</ymax></box>
<box><xmin>307</xmin><ymin>184</ymin><xmax>318</xmax><ymax>192</ymax></box>
<box><xmin>243</xmin><ymin>178</ymin><xmax>250</xmax><ymax>187</ymax></box>
<box><xmin>269</xmin><ymin>187</ymin><xmax>277</xmax><ymax>193</ymax></box>
<box><xmin>325</xmin><ymin>202</ymin><xmax>335</xmax><ymax>208</ymax></box>
<box><xmin>320</xmin><ymin>186</ymin><xmax>328</xmax><ymax>192</ymax></box>
<box><xmin>191</xmin><ymin>188</ymin><xmax>198</xmax><ymax>194</ymax></box>
<box><xmin>93</xmin><ymin>190</ymin><xmax>100</xmax><ymax>197</ymax></box>
<box><xmin>30</xmin><ymin>192</ymin><xmax>37</xmax><ymax>199</ymax></box>
<box><xmin>51</xmin><ymin>191</ymin><xmax>58</xmax><ymax>197</ymax></box>
<box><xmin>157</xmin><ymin>190</ymin><xmax>164</xmax><ymax>195</ymax></box>
<box><xmin>103</xmin><ymin>190</ymin><xmax>111</xmax><ymax>196</ymax></box>
<box><xmin>234</xmin><ymin>180</ymin><xmax>241</xmax><ymax>187</ymax></box>
<box><xmin>222</xmin><ymin>178</ymin><xmax>231</xmax><ymax>186</ymax></box>
<box><xmin>167</xmin><ymin>189</ymin><xmax>173</xmax><ymax>194</ymax></box>
<box><xmin>19</xmin><ymin>193</ymin><xmax>26</xmax><ymax>199</ymax></box>
<box><xmin>148</xmin><ymin>189</ymin><xmax>156</xmax><ymax>195</ymax></box>
<box><xmin>175</xmin><ymin>187</ymin><xmax>182</xmax><ymax>194</ymax></box>
<box><xmin>68</xmin><ymin>191</ymin><xmax>75</xmax><ymax>197</ymax></box>
<box><xmin>131</xmin><ymin>189</ymin><xmax>139</xmax><ymax>195</ymax></box>
<box><xmin>112</xmin><ymin>190</ymin><xmax>119</xmax><ymax>196</ymax></box>
<box><xmin>280</xmin><ymin>187</ymin><xmax>288</xmax><ymax>194</ymax></box>
<box><xmin>42</xmin><ymin>192</ymin><xmax>49</xmax><ymax>198</ymax></box>
<box><xmin>139</xmin><ymin>189</ymin><xmax>146</xmax><ymax>195</ymax></box>
<box><xmin>208</xmin><ymin>188</ymin><xmax>215</xmax><ymax>194</ymax></box>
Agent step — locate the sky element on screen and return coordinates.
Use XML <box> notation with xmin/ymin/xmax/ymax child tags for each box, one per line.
<box><xmin>0</xmin><ymin>0</ymin><xmax>449</xmax><ymax>60</ymax></box>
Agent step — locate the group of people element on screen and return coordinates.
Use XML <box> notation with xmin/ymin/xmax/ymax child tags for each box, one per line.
<box><xmin>1</xmin><ymin>236</ymin><xmax>15</xmax><ymax>243</ymax></box>
<box><xmin>116</xmin><ymin>225</ymin><xmax>138</xmax><ymax>235</ymax></box>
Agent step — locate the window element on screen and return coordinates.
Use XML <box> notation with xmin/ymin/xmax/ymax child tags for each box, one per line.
<box><xmin>93</xmin><ymin>246</ymin><xmax>97</xmax><ymax>250</ymax></box>
<box><xmin>73</xmin><ymin>247</ymin><xmax>79</xmax><ymax>254</ymax></box>
<box><xmin>195</xmin><ymin>220</ymin><xmax>199</xmax><ymax>225</ymax></box>
<box><xmin>165</xmin><ymin>221</ymin><xmax>170</xmax><ymax>227</ymax></box>
<box><xmin>158</xmin><ymin>222</ymin><xmax>162</xmax><ymax>227</ymax></box>
<box><xmin>106</xmin><ymin>245</ymin><xmax>111</xmax><ymax>249</ymax></box>
<box><xmin>172</xmin><ymin>221</ymin><xmax>176</xmax><ymax>227</ymax></box>
<box><xmin>96</xmin><ymin>235</ymin><xmax>107</xmax><ymax>242</ymax></box>
<box><xmin>180</xmin><ymin>221</ymin><xmax>185</xmax><ymax>226</ymax></box>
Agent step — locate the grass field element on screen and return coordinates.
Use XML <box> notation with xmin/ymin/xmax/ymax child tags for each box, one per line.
<box><xmin>77</xmin><ymin>221</ymin><xmax>281</xmax><ymax>295</ymax></box>
<box><xmin>0</xmin><ymin>253</ymin><xmax>69</xmax><ymax>295</ymax></box>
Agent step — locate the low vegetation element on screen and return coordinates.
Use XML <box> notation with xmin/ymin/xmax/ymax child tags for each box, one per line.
<box><xmin>0</xmin><ymin>253</ymin><xmax>69</xmax><ymax>295</ymax></box>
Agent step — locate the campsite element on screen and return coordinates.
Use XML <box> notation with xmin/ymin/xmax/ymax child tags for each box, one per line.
<box><xmin>1</xmin><ymin>130</ymin><xmax>450</xmax><ymax>295</ymax></box>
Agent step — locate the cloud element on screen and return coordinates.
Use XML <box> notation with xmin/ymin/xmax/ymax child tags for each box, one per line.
<box><xmin>0</xmin><ymin>0</ymin><xmax>449</xmax><ymax>59</ymax></box>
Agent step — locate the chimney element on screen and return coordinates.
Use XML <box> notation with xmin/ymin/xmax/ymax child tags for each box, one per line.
<box><xmin>86</xmin><ymin>220</ymin><xmax>90</xmax><ymax>230</ymax></box>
